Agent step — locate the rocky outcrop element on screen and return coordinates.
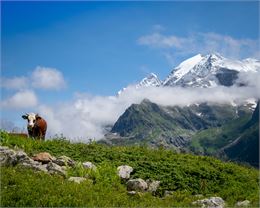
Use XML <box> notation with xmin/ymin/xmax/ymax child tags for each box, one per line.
<box><xmin>0</xmin><ymin>146</ymin><xmax>67</xmax><ymax>176</ymax></box>
<box><xmin>117</xmin><ymin>165</ymin><xmax>133</xmax><ymax>179</ymax></box>
<box><xmin>192</xmin><ymin>197</ymin><xmax>225</xmax><ymax>208</ymax></box>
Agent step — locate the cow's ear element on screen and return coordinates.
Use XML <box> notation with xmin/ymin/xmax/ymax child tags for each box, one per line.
<box><xmin>22</xmin><ymin>114</ymin><xmax>28</xmax><ymax>119</ymax></box>
<box><xmin>35</xmin><ymin>114</ymin><xmax>41</xmax><ymax>120</ymax></box>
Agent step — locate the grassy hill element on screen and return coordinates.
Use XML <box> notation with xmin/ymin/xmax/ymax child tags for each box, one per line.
<box><xmin>0</xmin><ymin>131</ymin><xmax>259</xmax><ymax>207</ymax></box>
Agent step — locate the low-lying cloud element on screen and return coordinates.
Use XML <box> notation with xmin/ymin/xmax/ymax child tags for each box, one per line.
<box><xmin>36</xmin><ymin>71</ymin><xmax>260</xmax><ymax>142</ymax></box>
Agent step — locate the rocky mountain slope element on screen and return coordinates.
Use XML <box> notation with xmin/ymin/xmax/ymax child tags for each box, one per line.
<box><xmin>105</xmin><ymin>99</ymin><xmax>252</xmax><ymax>153</ymax></box>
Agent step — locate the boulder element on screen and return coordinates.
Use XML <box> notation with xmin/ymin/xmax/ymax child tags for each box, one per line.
<box><xmin>192</xmin><ymin>197</ymin><xmax>225</xmax><ymax>208</ymax></box>
<box><xmin>82</xmin><ymin>162</ymin><xmax>97</xmax><ymax>171</ymax></box>
<box><xmin>126</xmin><ymin>178</ymin><xmax>148</xmax><ymax>192</ymax></box>
<box><xmin>47</xmin><ymin>162</ymin><xmax>66</xmax><ymax>176</ymax></box>
<box><xmin>117</xmin><ymin>165</ymin><xmax>133</xmax><ymax>179</ymax></box>
<box><xmin>53</xmin><ymin>156</ymin><xmax>75</xmax><ymax>167</ymax></box>
<box><xmin>0</xmin><ymin>146</ymin><xmax>18</xmax><ymax>166</ymax></box>
<box><xmin>32</xmin><ymin>152</ymin><xmax>55</xmax><ymax>164</ymax></box>
<box><xmin>16</xmin><ymin>150</ymin><xmax>31</xmax><ymax>163</ymax></box>
<box><xmin>235</xmin><ymin>200</ymin><xmax>250</xmax><ymax>207</ymax></box>
<box><xmin>146</xmin><ymin>179</ymin><xmax>160</xmax><ymax>193</ymax></box>
<box><xmin>68</xmin><ymin>177</ymin><xmax>86</xmax><ymax>184</ymax></box>
<box><xmin>21</xmin><ymin>159</ymin><xmax>48</xmax><ymax>172</ymax></box>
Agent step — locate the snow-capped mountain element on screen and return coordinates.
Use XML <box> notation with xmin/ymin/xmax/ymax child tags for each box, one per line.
<box><xmin>117</xmin><ymin>53</ymin><xmax>260</xmax><ymax>95</ymax></box>
<box><xmin>163</xmin><ymin>53</ymin><xmax>260</xmax><ymax>88</ymax></box>
<box><xmin>117</xmin><ymin>73</ymin><xmax>161</xmax><ymax>95</ymax></box>
<box><xmin>136</xmin><ymin>73</ymin><xmax>161</xmax><ymax>88</ymax></box>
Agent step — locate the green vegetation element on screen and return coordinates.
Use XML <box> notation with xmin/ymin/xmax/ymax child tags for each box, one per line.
<box><xmin>189</xmin><ymin>116</ymin><xmax>251</xmax><ymax>155</ymax></box>
<box><xmin>1</xmin><ymin>132</ymin><xmax>259</xmax><ymax>207</ymax></box>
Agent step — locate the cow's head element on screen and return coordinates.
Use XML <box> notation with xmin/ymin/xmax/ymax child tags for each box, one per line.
<box><xmin>22</xmin><ymin>113</ymin><xmax>41</xmax><ymax>130</ymax></box>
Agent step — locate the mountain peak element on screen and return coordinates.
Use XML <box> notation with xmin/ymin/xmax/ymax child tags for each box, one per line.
<box><xmin>136</xmin><ymin>72</ymin><xmax>161</xmax><ymax>88</ymax></box>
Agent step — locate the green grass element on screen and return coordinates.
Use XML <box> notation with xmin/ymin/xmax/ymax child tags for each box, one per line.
<box><xmin>1</xmin><ymin>131</ymin><xmax>259</xmax><ymax>207</ymax></box>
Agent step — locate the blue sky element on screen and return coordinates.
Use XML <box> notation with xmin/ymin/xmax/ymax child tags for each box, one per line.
<box><xmin>1</xmin><ymin>1</ymin><xmax>259</xmax><ymax>134</ymax></box>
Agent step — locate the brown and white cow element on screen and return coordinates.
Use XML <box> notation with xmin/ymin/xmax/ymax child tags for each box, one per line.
<box><xmin>22</xmin><ymin>113</ymin><xmax>47</xmax><ymax>140</ymax></box>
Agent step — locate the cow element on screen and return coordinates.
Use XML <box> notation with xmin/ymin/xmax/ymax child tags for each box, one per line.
<box><xmin>22</xmin><ymin>113</ymin><xmax>47</xmax><ymax>140</ymax></box>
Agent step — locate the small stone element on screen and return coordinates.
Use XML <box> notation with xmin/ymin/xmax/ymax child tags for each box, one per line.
<box><xmin>236</xmin><ymin>200</ymin><xmax>250</xmax><ymax>207</ymax></box>
<box><xmin>164</xmin><ymin>190</ymin><xmax>174</xmax><ymax>197</ymax></box>
<box><xmin>192</xmin><ymin>197</ymin><xmax>225</xmax><ymax>208</ymax></box>
<box><xmin>33</xmin><ymin>152</ymin><xmax>54</xmax><ymax>164</ymax></box>
<box><xmin>53</xmin><ymin>156</ymin><xmax>75</xmax><ymax>167</ymax></box>
<box><xmin>126</xmin><ymin>178</ymin><xmax>148</xmax><ymax>192</ymax></box>
<box><xmin>117</xmin><ymin>165</ymin><xmax>133</xmax><ymax>179</ymax></box>
<box><xmin>127</xmin><ymin>191</ymin><xmax>137</xmax><ymax>195</ymax></box>
<box><xmin>146</xmin><ymin>180</ymin><xmax>160</xmax><ymax>193</ymax></box>
<box><xmin>68</xmin><ymin>177</ymin><xmax>86</xmax><ymax>184</ymax></box>
<box><xmin>82</xmin><ymin>162</ymin><xmax>97</xmax><ymax>171</ymax></box>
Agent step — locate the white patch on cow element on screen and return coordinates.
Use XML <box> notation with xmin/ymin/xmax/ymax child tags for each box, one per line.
<box><xmin>27</xmin><ymin>113</ymin><xmax>36</xmax><ymax>128</ymax></box>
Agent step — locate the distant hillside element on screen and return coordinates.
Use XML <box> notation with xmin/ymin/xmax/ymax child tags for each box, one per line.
<box><xmin>222</xmin><ymin>102</ymin><xmax>259</xmax><ymax>167</ymax></box>
<box><xmin>102</xmin><ymin>99</ymin><xmax>258</xmax><ymax>167</ymax></box>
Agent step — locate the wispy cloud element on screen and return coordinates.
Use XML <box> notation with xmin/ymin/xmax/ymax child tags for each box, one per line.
<box><xmin>0</xmin><ymin>76</ymin><xmax>29</xmax><ymax>90</ymax></box>
<box><xmin>137</xmin><ymin>31</ymin><xmax>260</xmax><ymax>61</ymax></box>
<box><xmin>31</xmin><ymin>66</ymin><xmax>66</xmax><ymax>90</ymax></box>
<box><xmin>1</xmin><ymin>90</ymin><xmax>38</xmax><ymax>109</ymax></box>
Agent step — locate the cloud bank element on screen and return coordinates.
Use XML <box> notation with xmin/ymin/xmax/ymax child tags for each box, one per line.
<box><xmin>36</xmin><ymin>70</ymin><xmax>260</xmax><ymax>142</ymax></box>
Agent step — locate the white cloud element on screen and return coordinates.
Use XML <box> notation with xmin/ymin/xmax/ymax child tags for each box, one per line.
<box><xmin>31</xmin><ymin>66</ymin><xmax>66</xmax><ymax>90</ymax></box>
<box><xmin>0</xmin><ymin>76</ymin><xmax>28</xmax><ymax>90</ymax></box>
<box><xmin>1</xmin><ymin>90</ymin><xmax>38</xmax><ymax>109</ymax></box>
<box><xmin>138</xmin><ymin>32</ymin><xmax>260</xmax><ymax>60</ymax></box>
<box><xmin>35</xmin><ymin>70</ymin><xmax>260</xmax><ymax>141</ymax></box>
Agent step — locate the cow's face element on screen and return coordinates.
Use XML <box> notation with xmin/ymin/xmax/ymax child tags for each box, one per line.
<box><xmin>22</xmin><ymin>113</ymin><xmax>39</xmax><ymax>130</ymax></box>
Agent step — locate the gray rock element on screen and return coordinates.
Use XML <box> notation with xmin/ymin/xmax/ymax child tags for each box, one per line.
<box><xmin>0</xmin><ymin>146</ymin><xmax>18</xmax><ymax>166</ymax></box>
<box><xmin>164</xmin><ymin>190</ymin><xmax>174</xmax><ymax>197</ymax></box>
<box><xmin>146</xmin><ymin>179</ymin><xmax>160</xmax><ymax>193</ymax></box>
<box><xmin>82</xmin><ymin>162</ymin><xmax>97</xmax><ymax>171</ymax></box>
<box><xmin>236</xmin><ymin>200</ymin><xmax>250</xmax><ymax>207</ymax></box>
<box><xmin>16</xmin><ymin>150</ymin><xmax>31</xmax><ymax>163</ymax></box>
<box><xmin>126</xmin><ymin>178</ymin><xmax>148</xmax><ymax>192</ymax></box>
<box><xmin>192</xmin><ymin>197</ymin><xmax>225</xmax><ymax>208</ymax></box>
<box><xmin>53</xmin><ymin>156</ymin><xmax>75</xmax><ymax>167</ymax></box>
<box><xmin>117</xmin><ymin>165</ymin><xmax>133</xmax><ymax>179</ymax></box>
<box><xmin>47</xmin><ymin>162</ymin><xmax>67</xmax><ymax>176</ymax></box>
<box><xmin>21</xmin><ymin>159</ymin><xmax>48</xmax><ymax>172</ymax></box>
<box><xmin>68</xmin><ymin>177</ymin><xmax>86</xmax><ymax>184</ymax></box>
